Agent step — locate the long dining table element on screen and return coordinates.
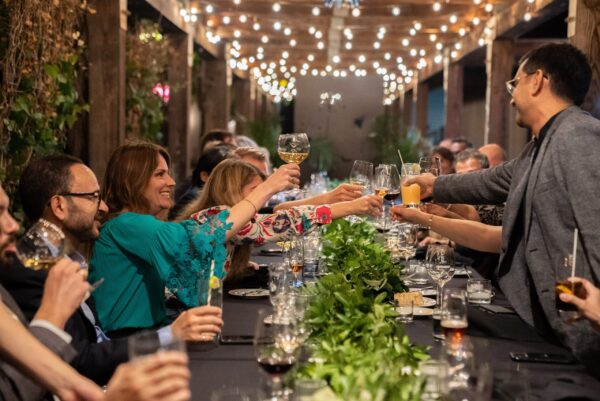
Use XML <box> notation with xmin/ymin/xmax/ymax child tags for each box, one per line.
<box><xmin>187</xmin><ymin>253</ymin><xmax>600</xmax><ymax>401</ymax></box>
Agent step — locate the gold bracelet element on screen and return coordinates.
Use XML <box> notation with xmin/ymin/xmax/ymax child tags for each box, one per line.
<box><xmin>242</xmin><ymin>198</ymin><xmax>257</xmax><ymax>214</ymax></box>
<box><xmin>427</xmin><ymin>214</ymin><xmax>434</xmax><ymax>231</ymax></box>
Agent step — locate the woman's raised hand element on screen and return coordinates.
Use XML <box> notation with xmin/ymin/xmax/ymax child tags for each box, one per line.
<box><xmin>263</xmin><ymin>164</ymin><xmax>301</xmax><ymax>193</ymax></box>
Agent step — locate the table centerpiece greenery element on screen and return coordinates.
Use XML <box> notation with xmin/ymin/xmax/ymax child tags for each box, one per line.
<box><xmin>296</xmin><ymin>219</ymin><xmax>429</xmax><ymax>401</ymax></box>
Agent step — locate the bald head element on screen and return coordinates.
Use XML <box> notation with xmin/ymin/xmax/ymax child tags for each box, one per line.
<box><xmin>478</xmin><ymin>144</ymin><xmax>506</xmax><ymax>167</ymax></box>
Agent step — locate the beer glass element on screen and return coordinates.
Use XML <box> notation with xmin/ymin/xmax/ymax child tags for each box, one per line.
<box><xmin>441</xmin><ymin>288</ymin><xmax>468</xmax><ymax>343</ymax></box>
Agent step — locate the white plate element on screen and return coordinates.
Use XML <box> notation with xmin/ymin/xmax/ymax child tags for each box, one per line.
<box><xmin>454</xmin><ymin>268</ymin><xmax>471</xmax><ymax>277</ymax></box>
<box><xmin>228</xmin><ymin>288</ymin><xmax>269</xmax><ymax>298</ymax></box>
<box><xmin>395</xmin><ymin>307</ymin><xmax>433</xmax><ymax>317</ymax></box>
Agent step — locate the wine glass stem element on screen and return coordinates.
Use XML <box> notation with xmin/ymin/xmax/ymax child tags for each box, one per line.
<box><xmin>437</xmin><ymin>282</ymin><xmax>444</xmax><ymax>305</ymax></box>
<box><xmin>270</xmin><ymin>375</ymin><xmax>284</xmax><ymax>399</ymax></box>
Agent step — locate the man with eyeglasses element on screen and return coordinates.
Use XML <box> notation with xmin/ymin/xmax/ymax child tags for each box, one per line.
<box><xmin>1</xmin><ymin>154</ymin><xmax>223</xmax><ymax>385</ymax></box>
<box><xmin>403</xmin><ymin>43</ymin><xmax>600</xmax><ymax>376</ymax></box>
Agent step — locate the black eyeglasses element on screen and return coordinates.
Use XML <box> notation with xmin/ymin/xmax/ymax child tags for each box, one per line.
<box><xmin>58</xmin><ymin>191</ymin><xmax>102</xmax><ymax>208</ymax></box>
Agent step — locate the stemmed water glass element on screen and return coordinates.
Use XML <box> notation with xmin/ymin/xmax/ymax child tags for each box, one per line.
<box><xmin>287</xmin><ymin>235</ymin><xmax>304</xmax><ymax>288</ymax></box>
<box><xmin>419</xmin><ymin>156</ymin><xmax>442</xmax><ymax>177</ymax></box>
<box><xmin>374</xmin><ymin>165</ymin><xmax>392</xmax><ymax>229</ymax></box>
<box><xmin>254</xmin><ymin>308</ymin><xmax>299</xmax><ymax>400</ymax></box>
<box><xmin>16</xmin><ymin>219</ymin><xmax>65</xmax><ymax>270</ymax></box>
<box><xmin>348</xmin><ymin>160</ymin><xmax>373</xmax><ymax>194</ymax></box>
<box><xmin>278</xmin><ymin>133</ymin><xmax>310</xmax><ymax>165</ymax></box>
<box><xmin>426</xmin><ymin>244</ymin><xmax>456</xmax><ymax>305</ymax></box>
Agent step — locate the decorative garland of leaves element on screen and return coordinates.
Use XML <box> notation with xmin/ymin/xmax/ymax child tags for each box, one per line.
<box><xmin>125</xmin><ymin>20</ymin><xmax>169</xmax><ymax>144</ymax></box>
<box><xmin>297</xmin><ymin>220</ymin><xmax>429</xmax><ymax>401</ymax></box>
<box><xmin>0</xmin><ymin>0</ymin><xmax>90</xmax><ymax>199</ymax></box>
<box><xmin>321</xmin><ymin>218</ymin><xmax>408</xmax><ymax>299</ymax></box>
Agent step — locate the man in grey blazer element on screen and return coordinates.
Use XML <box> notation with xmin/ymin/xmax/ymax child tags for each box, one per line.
<box><xmin>0</xmin><ymin>183</ymin><xmax>92</xmax><ymax>401</ymax></box>
<box><xmin>407</xmin><ymin>43</ymin><xmax>600</xmax><ymax>375</ymax></box>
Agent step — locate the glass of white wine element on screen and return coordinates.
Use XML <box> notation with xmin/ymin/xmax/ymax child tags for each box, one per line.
<box><xmin>16</xmin><ymin>219</ymin><xmax>65</xmax><ymax>271</ymax></box>
<box><xmin>278</xmin><ymin>133</ymin><xmax>310</xmax><ymax>164</ymax></box>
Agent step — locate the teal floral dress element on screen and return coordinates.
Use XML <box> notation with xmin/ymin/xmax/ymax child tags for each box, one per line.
<box><xmin>89</xmin><ymin>211</ymin><xmax>230</xmax><ymax>332</ymax></box>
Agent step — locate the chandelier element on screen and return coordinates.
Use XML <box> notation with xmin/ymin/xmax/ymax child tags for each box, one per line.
<box><xmin>323</xmin><ymin>0</ymin><xmax>360</xmax><ymax>8</ymax></box>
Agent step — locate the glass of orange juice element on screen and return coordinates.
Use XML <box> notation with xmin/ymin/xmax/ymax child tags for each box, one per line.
<box><xmin>401</xmin><ymin>163</ymin><xmax>421</xmax><ymax>208</ymax></box>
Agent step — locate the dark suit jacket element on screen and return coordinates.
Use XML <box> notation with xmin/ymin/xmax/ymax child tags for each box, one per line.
<box><xmin>433</xmin><ymin>106</ymin><xmax>600</xmax><ymax>376</ymax></box>
<box><xmin>0</xmin><ymin>260</ymin><xmax>129</xmax><ymax>385</ymax></box>
<box><xmin>0</xmin><ymin>285</ymin><xmax>76</xmax><ymax>401</ymax></box>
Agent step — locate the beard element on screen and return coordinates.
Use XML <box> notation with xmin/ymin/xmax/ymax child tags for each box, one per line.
<box><xmin>0</xmin><ymin>236</ymin><xmax>17</xmax><ymax>267</ymax></box>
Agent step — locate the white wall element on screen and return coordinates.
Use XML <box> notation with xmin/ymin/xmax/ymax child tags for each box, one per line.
<box><xmin>294</xmin><ymin>76</ymin><xmax>384</xmax><ymax>178</ymax></box>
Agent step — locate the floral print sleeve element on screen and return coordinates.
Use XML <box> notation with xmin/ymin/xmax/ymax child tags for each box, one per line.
<box><xmin>190</xmin><ymin>205</ymin><xmax>332</xmax><ymax>246</ymax></box>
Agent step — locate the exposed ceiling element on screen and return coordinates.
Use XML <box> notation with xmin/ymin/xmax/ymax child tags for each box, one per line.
<box><xmin>180</xmin><ymin>0</ymin><xmax>537</xmax><ymax>102</ymax></box>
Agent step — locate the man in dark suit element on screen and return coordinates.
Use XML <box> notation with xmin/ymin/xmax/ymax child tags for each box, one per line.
<box><xmin>2</xmin><ymin>154</ymin><xmax>219</xmax><ymax>385</ymax></box>
<box><xmin>0</xmin><ymin>154</ymin><xmax>130</xmax><ymax>385</ymax></box>
<box><xmin>405</xmin><ymin>43</ymin><xmax>600</xmax><ymax>375</ymax></box>
<box><xmin>0</xmin><ymin>183</ymin><xmax>94</xmax><ymax>401</ymax></box>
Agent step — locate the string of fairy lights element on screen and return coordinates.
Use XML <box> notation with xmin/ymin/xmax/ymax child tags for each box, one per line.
<box><xmin>178</xmin><ymin>0</ymin><xmax>540</xmax><ymax>104</ymax></box>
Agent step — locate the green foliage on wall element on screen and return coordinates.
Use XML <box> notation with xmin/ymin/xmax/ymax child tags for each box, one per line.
<box><xmin>369</xmin><ymin>112</ymin><xmax>429</xmax><ymax>165</ymax></box>
<box><xmin>0</xmin><ymin>0</ymin><xmax>89</xmax><ymax>202</ymax></box>
<box><xmin>126</xmin><ymin>20</ymin><xmax>169</xmax><ymax>144</ymax></box>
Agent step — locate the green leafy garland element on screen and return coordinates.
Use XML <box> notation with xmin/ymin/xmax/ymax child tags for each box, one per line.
<box><xmin>297</xmin><ymin>220</ymin><xmax>429</xmax><ymax>401</ymax></box>
<box><xmin>321</xmin><ymin>219</ymin><xmax>408</xmax><ymax>299</ymax></box>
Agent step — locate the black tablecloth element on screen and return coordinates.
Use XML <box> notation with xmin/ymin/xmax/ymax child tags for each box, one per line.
<box><xmin>188</xmin><ymin>253</ymin><xmax>600</xmax><ymax>401</ymax></box>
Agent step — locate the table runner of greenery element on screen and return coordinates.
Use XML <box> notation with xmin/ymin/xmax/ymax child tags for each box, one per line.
<box><xmin>297</xmin><ymin>219</ymin><xmax>429</xmax><ymax>401</ymax></box>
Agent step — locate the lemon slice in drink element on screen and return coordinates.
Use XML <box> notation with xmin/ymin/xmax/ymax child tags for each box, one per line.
<box><xmin>209</xmin><ymin>275</ymin><xmax>220</xmax><ymax>289</ymax></box>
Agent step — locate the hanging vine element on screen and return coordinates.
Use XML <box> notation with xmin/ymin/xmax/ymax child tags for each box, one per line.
<box><xmin>126</xmin><ymin>19</ymin><xmax>170</xmax><ymax>144</ymax></box>
<box><xmin>0</xmin><ymin>0</ymin><xmax>91</xmax><ymax>199</ymax></box>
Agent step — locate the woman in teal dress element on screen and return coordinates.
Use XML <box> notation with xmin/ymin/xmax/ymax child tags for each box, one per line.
<box><xmin>89</xmin><ymin>141</ymin><xmax>300</xmax><ymax>336</ymax></box>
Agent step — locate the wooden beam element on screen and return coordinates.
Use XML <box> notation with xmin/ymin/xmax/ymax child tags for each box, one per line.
<box><xmin>403</xmin><ymin>90</ymin><xmax>414</xmax><ymax>128</ymax></box>
<box><xmin>167</xmin><ymin>32</ymin><xmax>192</xmax><ymax>182</ymax></box>
<box><xmin>443</xmin><ymin>49</ymin><xmax>464</xmax><ymax>139</ymax></box>
<box><xmin>87</xmin><ymin>0</ymin><xmax>127</xmax><ymax>179</ymax></box>
<box><xmin>568</xmin><ymin>0</ymin><xmax>600</xmax><ymax>119</ymax></box>
<box><xmin>415</xmin><ymin>78</ymin><xmax>429</xmax><ymax>136</ymax></box>
<box><xmin>200</xmin><ymin>51</ymin><xmax>231</xmax><ymax>134</ymax></box>
<box><xmin>484</xmin><ymin>38</ymin><xmax>514</xmax><ymax>148</ymax></box>
<box><xmin>233</xmin><ymin>78</ymin><xmax>255</xmax><ymax>122</ymax></box>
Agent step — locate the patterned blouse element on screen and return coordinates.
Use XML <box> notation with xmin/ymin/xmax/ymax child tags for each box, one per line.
<box><xmin>190</xmin><ymin>204</ymin><xmax>332</xmax><ymax>273</ymax></box>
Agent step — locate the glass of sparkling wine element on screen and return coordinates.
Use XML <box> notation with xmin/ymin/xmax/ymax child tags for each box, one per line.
<box><xmin>16</xmin><ymin>218</ymin><xmax>65</xmax><ymax>271</ymax></box>
<box><xmin>401</xmin><ymin>163</ymin><xmax>421</xmax><ymax>208</ymax></box>
<box><xmin>278</xmin><ymin>133</ymin><xmax>310</xmax><ymax>164</ymax></box>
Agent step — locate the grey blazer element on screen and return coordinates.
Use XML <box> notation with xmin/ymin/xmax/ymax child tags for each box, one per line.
<box><xmin>434</xmin><ymin>106</ymin><xmax>600</xmax><ymax>374</ymax></box>
<box><xmin>0</xmin><ymin>284</ymin><xmax>77</xmax><ymax>401</ymax></box>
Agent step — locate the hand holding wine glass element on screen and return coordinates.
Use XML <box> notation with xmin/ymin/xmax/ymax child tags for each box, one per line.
<box><xmin>278</xmin><ymin>133</ymin><xmax>310</xmax><ymax>164</ymax></box>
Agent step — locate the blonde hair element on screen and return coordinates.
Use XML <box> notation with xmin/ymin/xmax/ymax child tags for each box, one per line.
<box><xmin>177</xmin><ymin>159</ymin><xmax>266</xmax><ymax>282</ymax></box>
<box><xmin>102</xmin><ymin>141</ymin><xmax>171</xmax><ymax>219</ymax></box>
<box><xmin>230</xmin><ymin>147</ymin><xmax>267</xmax><ymax>163</ymax></box>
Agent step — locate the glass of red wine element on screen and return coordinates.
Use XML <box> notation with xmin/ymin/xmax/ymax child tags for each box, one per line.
<box><xmin>254</xmin><ymin>308</ymin><xmax>299</xmax><ymax>400</ymax></box>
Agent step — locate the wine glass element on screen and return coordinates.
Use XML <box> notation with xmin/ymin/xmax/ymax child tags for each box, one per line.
<box><xmin>287</xmin><ymin>235</ymin><xmax>304</xmax><ymax>288</ymax></box>
<box><xmin>374</xmin><ymin>165</ymin><xmax>392</xmax><ymax>229</ymax></box>
<box><xmin>348</xmin><ymin>160</ymin><xmax>373</xmax><ymax>195</ymax></box>
<box><xmin>278</xmin><ymin>133</ymin><xmax>310</xmax><ymax>164</ymax></box>
<box><xmin>419</xmin><ymin>156</ymin><xmax>442</xmax><ymax>177</ymax></box>
<box><xmin>16</xmin><ymin>219</ymin><xmax>65</xmax><ymax>271</ymax></box>
<box><xmin>426</xmin><ymin>244</ymin><xmax>456</xmax><ymax>306</ymax></box>
<box><xmin>255</xmin><ymin>308</ymin><xmax>299</xmax><ymax>400</ymax></box>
